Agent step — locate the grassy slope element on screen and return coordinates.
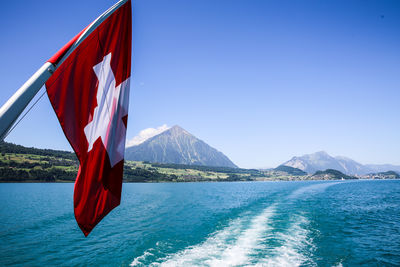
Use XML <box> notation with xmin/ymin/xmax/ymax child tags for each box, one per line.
<box><xmin>0</xmin><ymin>152</ymin><xmax>78</xmax><ymax>182</ymax></box>
<box><xmin>0</xmin><ymin>142</ymin><xmax>268</xmax><ymax>182</ymax></box>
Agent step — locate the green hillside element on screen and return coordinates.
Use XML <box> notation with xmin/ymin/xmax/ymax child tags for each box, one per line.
<box><xmin>312</xmin><ymin>169</ymin><xmax>356</xmax><ymax>180</ymax></box>
<box><xmin>0</xmin><ymin>142</ymin><xmax>78</xmax><ymax>182</ymax></box>
<box><xmin>0</xmin><ymin>142</ymin><xmax>267</xmax><ymax>182</ymax></box>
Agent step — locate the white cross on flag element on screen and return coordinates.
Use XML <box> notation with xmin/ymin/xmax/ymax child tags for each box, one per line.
<box><xmin>84</xmin><ymin>53</ymin><xmax>130</xmax><ymax>167</ymax></box>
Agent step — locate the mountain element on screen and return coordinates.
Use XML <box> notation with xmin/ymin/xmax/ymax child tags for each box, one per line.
<box><xmin>282</xmin><ymin>151</ymin><xmax>400</xmax><ymax>175</ymax></box>
<box><xmin>282</xmin><ymin>151</ymin><xmax>349</xmax><ymax>174</ymax></box>
<box><xmin>334</xmin><ymin>156</ymin><xmax>366</xmax><ymax>175</ymax></box>
<box><xmin>125</xmin><ymin>125</ymin><xmax>237</xmax><ymax>168</ymax></box>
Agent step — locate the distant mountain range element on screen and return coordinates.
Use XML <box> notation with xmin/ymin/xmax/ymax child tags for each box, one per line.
<box><xmin>125</xmin><ymin>125</ymin><xmax>237</xmax><ymax>168</ymax></box>
<box><xmin>125</xmin><ymin>125</ymin><xmax>398</xmax><ymax>174</ymax></box>
<box><xmin>282</xmin><ymin>151</ymin><xmax>400</xmax><ymax>175</ymax></box>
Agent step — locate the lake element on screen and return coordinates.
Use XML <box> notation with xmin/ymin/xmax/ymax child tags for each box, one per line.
<box><xmin>1</xmin><ymin>180</ymin><xmax>399</xmax><ymax>266</ymax></box>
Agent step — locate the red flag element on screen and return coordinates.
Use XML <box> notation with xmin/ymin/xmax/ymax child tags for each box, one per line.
<box><xmin>45</xmin><ymin>0</ymin><xmax>132</xmax><ymax>236</ymax></box>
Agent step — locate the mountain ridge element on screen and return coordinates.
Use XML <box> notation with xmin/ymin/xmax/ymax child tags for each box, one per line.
<box><xmin>125</xmin><ymin>125</ymin><xmax>237</xmax><ymax>168</ymax></box>
<box><xmin>282</xmin><ymin>151</ymin><xmax>400</xmax><ymax>175</ymax></box>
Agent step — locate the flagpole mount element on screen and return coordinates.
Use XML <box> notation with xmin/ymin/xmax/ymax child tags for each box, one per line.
<box><xmin>0</xmin><ymin>0</ymin><xmax>129</xmax><ymax>141</ymax></box>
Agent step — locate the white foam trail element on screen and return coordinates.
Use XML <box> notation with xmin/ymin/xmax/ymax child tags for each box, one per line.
<box><xmin>147</xmin><ymin>205</ymin><xmax>276</xmax><ymax>267</ymax></box>
<box><xmin>205</xmin><ymin>205</ymin><xmax>275</xmax><ymax>266</ymax></box>
<box><xmin>130</xmin><ymin>250</ymin><xmax>154</xmax><ymax>266</ymax></box>
<box><xmin>255</xmin><ymin>215</ymin><xmax>315</xmax><ymax>267</ymax></box>
<box><xmin>288</xmin><ymin>182</ymin><xmax>341</xmax><ymax>200</ymax></box>
<box><xmin>131</xmin><ymin>183</ymin><xmax>337</xmax><ymax>267</ymax></box>
<box><xmin>252</xmin><ymin>183</ymin><xmax>343</xmax><ymax>266</ymax></box>
<box><xmin>149</xmin><ymin>215</ymin><xmax>245</xmax><ymax>266</ymax></box>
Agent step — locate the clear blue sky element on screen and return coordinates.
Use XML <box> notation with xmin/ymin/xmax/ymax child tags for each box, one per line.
<box><xmin>0</xmin><ymin>0</ymin><xmax>399</xmax><ymax>168</ymax></box>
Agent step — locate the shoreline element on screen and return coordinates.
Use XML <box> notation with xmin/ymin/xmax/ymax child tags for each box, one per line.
<box><xmin>1</xmin><ymin>178</ymin><xmax>398</xmax><ymax>184</ymax></box>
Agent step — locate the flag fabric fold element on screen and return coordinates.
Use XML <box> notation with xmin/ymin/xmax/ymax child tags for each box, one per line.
<box><xmin>45</xmin><ymin>0</ymin><xmax>132</xmax><ymax>236</ymax></box>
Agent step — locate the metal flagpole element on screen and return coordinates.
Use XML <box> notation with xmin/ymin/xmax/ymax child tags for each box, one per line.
<box><xmin>0</xmin><ymin>0</ymin><xmax>128</xmax><ymax>141</ymax></box>
<box><xmin>0</xmin><ymin>63</ymin><xmax>55</xmax><ymax>140</ymax></box>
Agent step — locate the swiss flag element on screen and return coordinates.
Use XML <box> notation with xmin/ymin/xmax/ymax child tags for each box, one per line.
<box><xmin>45</xmin><ymin>0</ymin><xmax>131</xmax><ymax>236</ymax></box>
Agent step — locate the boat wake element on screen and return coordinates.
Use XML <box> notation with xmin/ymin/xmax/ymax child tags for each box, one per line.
<box><xmin>255</xmin><ymin>215</ymin><xmax>315</xmax><ymax>267</ymax></box>
<box><xmin>154</xmin><ymin>205</ymin><xmax>276</xmax><ymax>267</ymax></box>
<box><xmin>131</xmin><ymin>182</ymin><xmax>340</xmax><ymax>266</ymax></box>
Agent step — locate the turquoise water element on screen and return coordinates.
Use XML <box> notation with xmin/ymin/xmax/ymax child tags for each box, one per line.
<box><xmin>1</xmin><ymin>180</ymin><xmax>399</xmax><ymax>266</ymax></box>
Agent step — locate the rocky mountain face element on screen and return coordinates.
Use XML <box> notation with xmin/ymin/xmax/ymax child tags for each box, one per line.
<box><xmin>283</xmin><ymin>151</ymin><xmax>345</xmax><ymax>174</ymax></box>
<box><xmin>125</xmin><ymin>125</ymin><xmax>237</xmax><ymax>168</ymax></box>
<box><xmin>282</xmin><ymin>151</ymin><xmax>400</xmax><ymax>175</ymax></box>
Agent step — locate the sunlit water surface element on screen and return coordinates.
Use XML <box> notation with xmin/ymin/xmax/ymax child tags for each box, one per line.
<box><xmin>1</xmin><ymin>180</ymin><xmax>399</xmax><ymax>266</ymax></box>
